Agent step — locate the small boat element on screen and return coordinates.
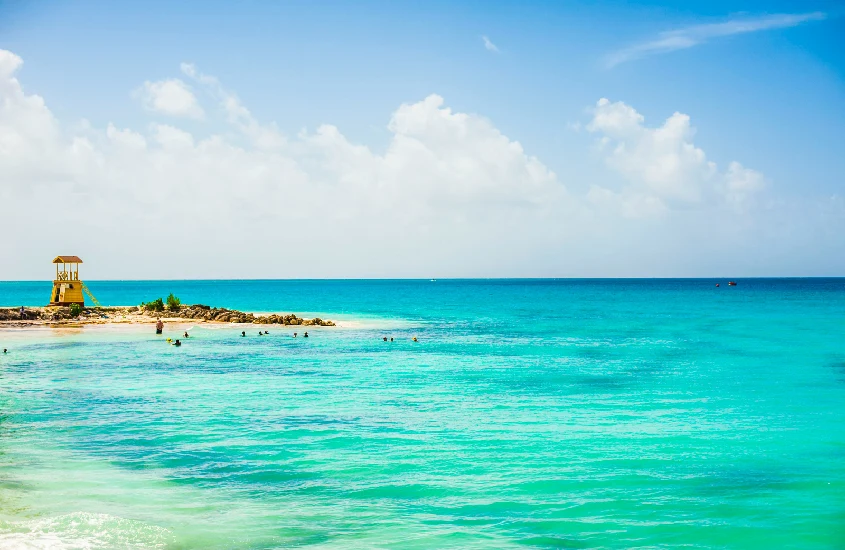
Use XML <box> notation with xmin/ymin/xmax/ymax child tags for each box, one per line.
<box><xmin>728</xmin><ymin>281</ymin><xmax>737</xmax><ymax>286</ymax></box>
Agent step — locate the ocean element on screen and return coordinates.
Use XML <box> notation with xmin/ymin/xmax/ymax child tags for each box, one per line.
<box><xmin>0</xmin><ymin>279</ymin><xmax>844</xmax><ymax>548</ymax></box>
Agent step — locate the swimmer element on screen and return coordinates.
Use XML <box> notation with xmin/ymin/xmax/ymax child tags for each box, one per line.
<box><xmin>390</xmin><ymin>338</ymin><xmax>394</xmax><ymax>342</ymax></box>
<box><xmin>293</xmin><ymin>332</ymin><xmax>297</xmax><ymax>338</ymax></box>
<box><xmin>303</xmin><ymin>332</ymin><xmax>309</xmax><ymax>338</ymax></box>
<box><xmin>241</xmin><ymin>331</ymin><xmax>246</xmax><ymax>337</ymax></box>
<box><xmin>383</xmin><ymin>337</ymin><xmax>387</xmax><ymax>342</ymax></box>
<box><xmin>2</xmin><ymin>349</ymin><xmax>6</xmax><ymax>353</ymax></box>
<box><xmin>258</xmin><ymin>331</ymin><xmax>263</xmax><ymax>336</ymax></box>
<box><xmin>412</xmin><ymin>337</ymin><xmax>418</xmax><ymax>342</ymax></box>
<box><xmin>264</xmin><ymin>331</ymin><xmax>269</xmax><ymax>335</ymax></box>
<box><xmin>184</xmin><ymin>331</ymin><xmax>189</xmax><ymax>338</ymax></box>
<box><xmin>174</xmin><ymin>339</ymin><xmax>182</xmax><ymax>347</ymax></box>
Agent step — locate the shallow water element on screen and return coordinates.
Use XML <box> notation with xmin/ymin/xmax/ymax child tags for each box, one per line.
<box><xmin>1</xmin><ymin>279</ymin><xmax>844</xmax><ymax>548</ymax></box>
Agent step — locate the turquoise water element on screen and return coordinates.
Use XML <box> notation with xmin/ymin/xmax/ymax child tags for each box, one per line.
<box><xmin>1</xmin><ymin>279</ymin><xmax>844</xmax><ymax>548</ymax></box>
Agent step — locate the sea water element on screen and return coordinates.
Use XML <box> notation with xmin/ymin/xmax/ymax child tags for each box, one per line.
<box><xmin>0</xmin><ymin>279</ymin><xmax>843</xmax><ymax>548</ymax></box>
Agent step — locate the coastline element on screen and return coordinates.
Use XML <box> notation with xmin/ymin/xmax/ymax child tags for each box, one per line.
<box><xmin>0</xmin><ymin>305</ymin><xmax>338</xmax><ymax>329</ymax></box>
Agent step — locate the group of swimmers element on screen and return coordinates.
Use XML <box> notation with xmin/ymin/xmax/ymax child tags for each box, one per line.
<box><xmin>238</xmin><ymin>330</ymin><xmax>309</xmax><ymax>337</ymax></box>
<box><xmin>383</xmin><ymin>336</ymin><xmax>418</xmax><ymax>342</ymax></box>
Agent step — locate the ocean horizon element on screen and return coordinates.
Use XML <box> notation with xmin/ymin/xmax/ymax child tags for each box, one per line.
<box><xmin>1</xmin><ymin>278</ymin><xmax>844</xmax><ymax>547</ymax></box>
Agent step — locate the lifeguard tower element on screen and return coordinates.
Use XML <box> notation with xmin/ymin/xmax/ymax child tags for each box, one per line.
<box><xmin>49</xmin><ymin>256</ymin><xmax>86</xmax><ymax>306</ymax></box>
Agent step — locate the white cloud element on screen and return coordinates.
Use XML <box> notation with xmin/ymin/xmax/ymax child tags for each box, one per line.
<box><xmin>136</xmin><ymin>78</ymin><xmax>204</xmax><ymax>119</ymax></box>
<box><xmin>587</xmin><ymin>98</ymin><xmax>765</xmax><ymax>212</ymax></box>
<box><xmin>482</xmin><ymin>36</ymin><xmax>499</xmax><ymax>53</ymax></box>
<box><xmin>181</xmin><ymin>62</ymin><xmax>284</xmax><ymax>149</ymax></box>
<box><xmin>2</xmin><ymin>49</ymin><xmax>841</xmax><ymax>279</ymax></box>
<box><xmin>0</xmin><ymin>51</ymin><xmax>575</xmax><ymax>278</ymax></box>
<box><xmin>605</xmin><ymin>11</ymin><xmax>827</xmax><ymax>67</ymax></box>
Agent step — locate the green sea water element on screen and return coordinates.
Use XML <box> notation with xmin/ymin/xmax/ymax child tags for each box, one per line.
<box><xmin>0</xmin><ymin>279</ymin><xmax>844</xmax><ymax>548</ymax></box>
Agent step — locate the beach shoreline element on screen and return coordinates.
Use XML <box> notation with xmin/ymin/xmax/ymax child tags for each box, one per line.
<box><xmin>0</xmin><ymin>305</ymin><xmax>341</xmax><ymax>329</ymax></box>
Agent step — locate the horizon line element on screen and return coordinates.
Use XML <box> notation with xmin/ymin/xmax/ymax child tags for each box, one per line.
<box><xmin>2</xmin><ymin>276</ymin><xmax>844</xmax><ymax>283</ymax></box>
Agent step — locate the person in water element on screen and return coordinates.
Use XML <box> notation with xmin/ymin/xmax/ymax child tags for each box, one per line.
<box><xmin>241</xmin><ymin>331</ymin><xmax>246</xmax><ymax>337</ymax></box>
<box><xmin>383</xmin><ymin>337</ymin><xmax>387</xmax><ymax>342</ymax></box>
<box><xmin>184</xmin><ymin>331</ymin><xmax>189</xmax><ymax>338</ymax></box>
<box><xmin>174</xmin><ymin>339</ymin><xmax>181</xmax><ymax>347</ymax></box>
<box><xmin>303</xmin><ymin>332</ymin><xmax>309</xmax><ymax>338</ymax></box>
<box><xmin>390</xmin><ymin>338</ymin><xmax>394</xmax><ymax>342</ymax></box>
<box><xmin>156</xmin><ymin>318</ymin><xmax>164</xmax><ymax>335</ymax></box>
<box><xmin>293</xmin><ymin>332</ymin><xmax>297</xmax><ymax>338</ymax></box>
<box><xmin>3</xmin><ymin>349</ymin><xmax>6</xmax><ymax>354</ymax></box>
<box><xmin>412</xmin><ymin>337</ymin><xmax>418</xmax><ymax>342</ymax></box>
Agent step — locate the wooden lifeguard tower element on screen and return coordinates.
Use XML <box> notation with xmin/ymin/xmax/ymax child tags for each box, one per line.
<box><xmin>49</xmin><ymin>256</ymin><xmax>86</xmax><ymax>306</ymax></box>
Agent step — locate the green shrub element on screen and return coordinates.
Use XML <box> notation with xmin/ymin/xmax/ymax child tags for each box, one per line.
<box><xmin>144</xmin><ymin>298</ymin><xmax>165</xmax><ymax>312</ymax></box>
<box><xmin>69</xmin><ymin>303</ymin><xmax>82</xmax><ymax>317</ymax></box>
<box><xmin>166</xmin><ymin>293</ymin><xmax>181</xmax><ymax>310</ymax></box>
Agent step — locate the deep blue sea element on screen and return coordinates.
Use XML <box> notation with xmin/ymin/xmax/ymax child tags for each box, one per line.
<box><xmin>1</xmin><ymin>279</ymin><xmax>844</xmax><ymax>548</ymax></box>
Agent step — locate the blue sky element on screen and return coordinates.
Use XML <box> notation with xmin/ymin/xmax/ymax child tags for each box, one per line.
<box><xmin>1</xmin><ymin>0</ymin><xmax>843</xmax><ymax>278</ymax></box>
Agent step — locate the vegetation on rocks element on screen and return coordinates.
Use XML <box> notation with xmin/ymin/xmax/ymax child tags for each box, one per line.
<box><xmin>166</xmin><ymin>293</ymin><xmax>181</xmax><ymax>310</ymax></box>
<box><xmin>142</xmin><ymin>298</ymin><xmax>165</xmax><ymax>312</ymax></box>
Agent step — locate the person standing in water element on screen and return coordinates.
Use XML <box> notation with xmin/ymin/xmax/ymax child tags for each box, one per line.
<box><xmin>156</xmin><ymin>318</ymin><xmax>164</xmax><ymax>335</ymax></box>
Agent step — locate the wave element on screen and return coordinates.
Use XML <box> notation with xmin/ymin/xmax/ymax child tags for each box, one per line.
<box><xmin>0</xmin><ymin>512</ymin><xmax>172</xmax><ymax>549</ymax></box>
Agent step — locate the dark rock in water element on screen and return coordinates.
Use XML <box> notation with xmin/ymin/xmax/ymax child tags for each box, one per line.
<box><xmin>1</xmin><ymin>304</ymin><xmax>335</xmax><ymax>327</ymax></box>
<box><xmin>139</xmin><ymin>304</ymin><xmax>334</xmax><ymax>326</ymax></box>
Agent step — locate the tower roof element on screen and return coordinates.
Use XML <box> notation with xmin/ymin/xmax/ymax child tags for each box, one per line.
<box><xmin>52</xmin><ymin>256</ymin><xmax>83</xmax><ymax>264</ymax></box>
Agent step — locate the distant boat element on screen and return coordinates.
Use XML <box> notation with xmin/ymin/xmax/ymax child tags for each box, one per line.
<box><xmin>728</xmin><ymin>281</ymin><xmax>737</xmax><ymax>286</ymax></box>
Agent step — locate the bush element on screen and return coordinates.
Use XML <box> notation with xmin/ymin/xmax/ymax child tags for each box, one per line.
<box><xmin>166</xmin><ymin>293</ymin><xmax>181</xmax><ymax>310</ymax></box>
<box><xmin>144</xmin><ymin>298</ymin><xmax>165</xmax><ymax>312</ymax></box>
<box><xmin>69</xmin><ymin>303</ymin><xmax>82</xmax><ymax>317</ymax></box>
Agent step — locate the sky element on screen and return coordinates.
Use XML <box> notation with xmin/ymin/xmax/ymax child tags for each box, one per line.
<box><xmin>1</xmin><ymin>0</ymin><xmax>844</xmax><ymax>279</ymax></box>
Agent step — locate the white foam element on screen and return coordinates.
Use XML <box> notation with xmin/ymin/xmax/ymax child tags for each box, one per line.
<box><xmin>0</xmin><ymin>512</ymin><xmax>173</xmax><ymax>549</ymax></box>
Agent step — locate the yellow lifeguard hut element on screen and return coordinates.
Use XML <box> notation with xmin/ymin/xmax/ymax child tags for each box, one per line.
<box><xmin>49</xmin><ymin>256</ymin><xmax>86</xmax><ymax>306</ymax></box>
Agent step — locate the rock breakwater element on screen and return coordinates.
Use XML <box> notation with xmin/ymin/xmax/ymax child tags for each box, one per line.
<box><xmin>144</xmin><ymin>304</ymin><xmax>334</xmax><ymax>326</ymax></box>
<box><xmin>0</xmin><ymin>305</ymin><xmax>335</xmax><ymax>327</ymax></box>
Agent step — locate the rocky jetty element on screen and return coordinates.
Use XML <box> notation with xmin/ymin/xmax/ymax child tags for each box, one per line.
<box><xmin>0</xmin><ymin>305</ymin><xmax>334</xmax><ymax>327</ymax></box>
<box><xmin>140</xmin><ymin>304</ymin><xmax>334</xmax><ymax>326</ymax></box>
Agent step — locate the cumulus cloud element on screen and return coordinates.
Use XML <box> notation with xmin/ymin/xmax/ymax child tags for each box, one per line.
<box><xmin>0</xmin><ymin>50</ymin><xmax>575</xmax><ymax>278</ymax></box>
<box><xmin>136</xmin><ymin>78</ymin><xmax>204</xmax><ymax>119</ymax></box>
<box><xmin>1</xmin><ymin>49</ymin><xmax>841</xmax><ymax>279</ymax></box>
<box><xmin>605</xmin><ymin>11</ymin><xmax>827</xmax><ymax>67</ymax></box>
<box><xmin>482</xmin><ymin>36</ymin><xmax>499</xmax><ymax>53</ymax></box>
<box><xmin>587</xmin><ymin>98</ymin><xmax>765</xmax><ymax>213</ymax></box>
